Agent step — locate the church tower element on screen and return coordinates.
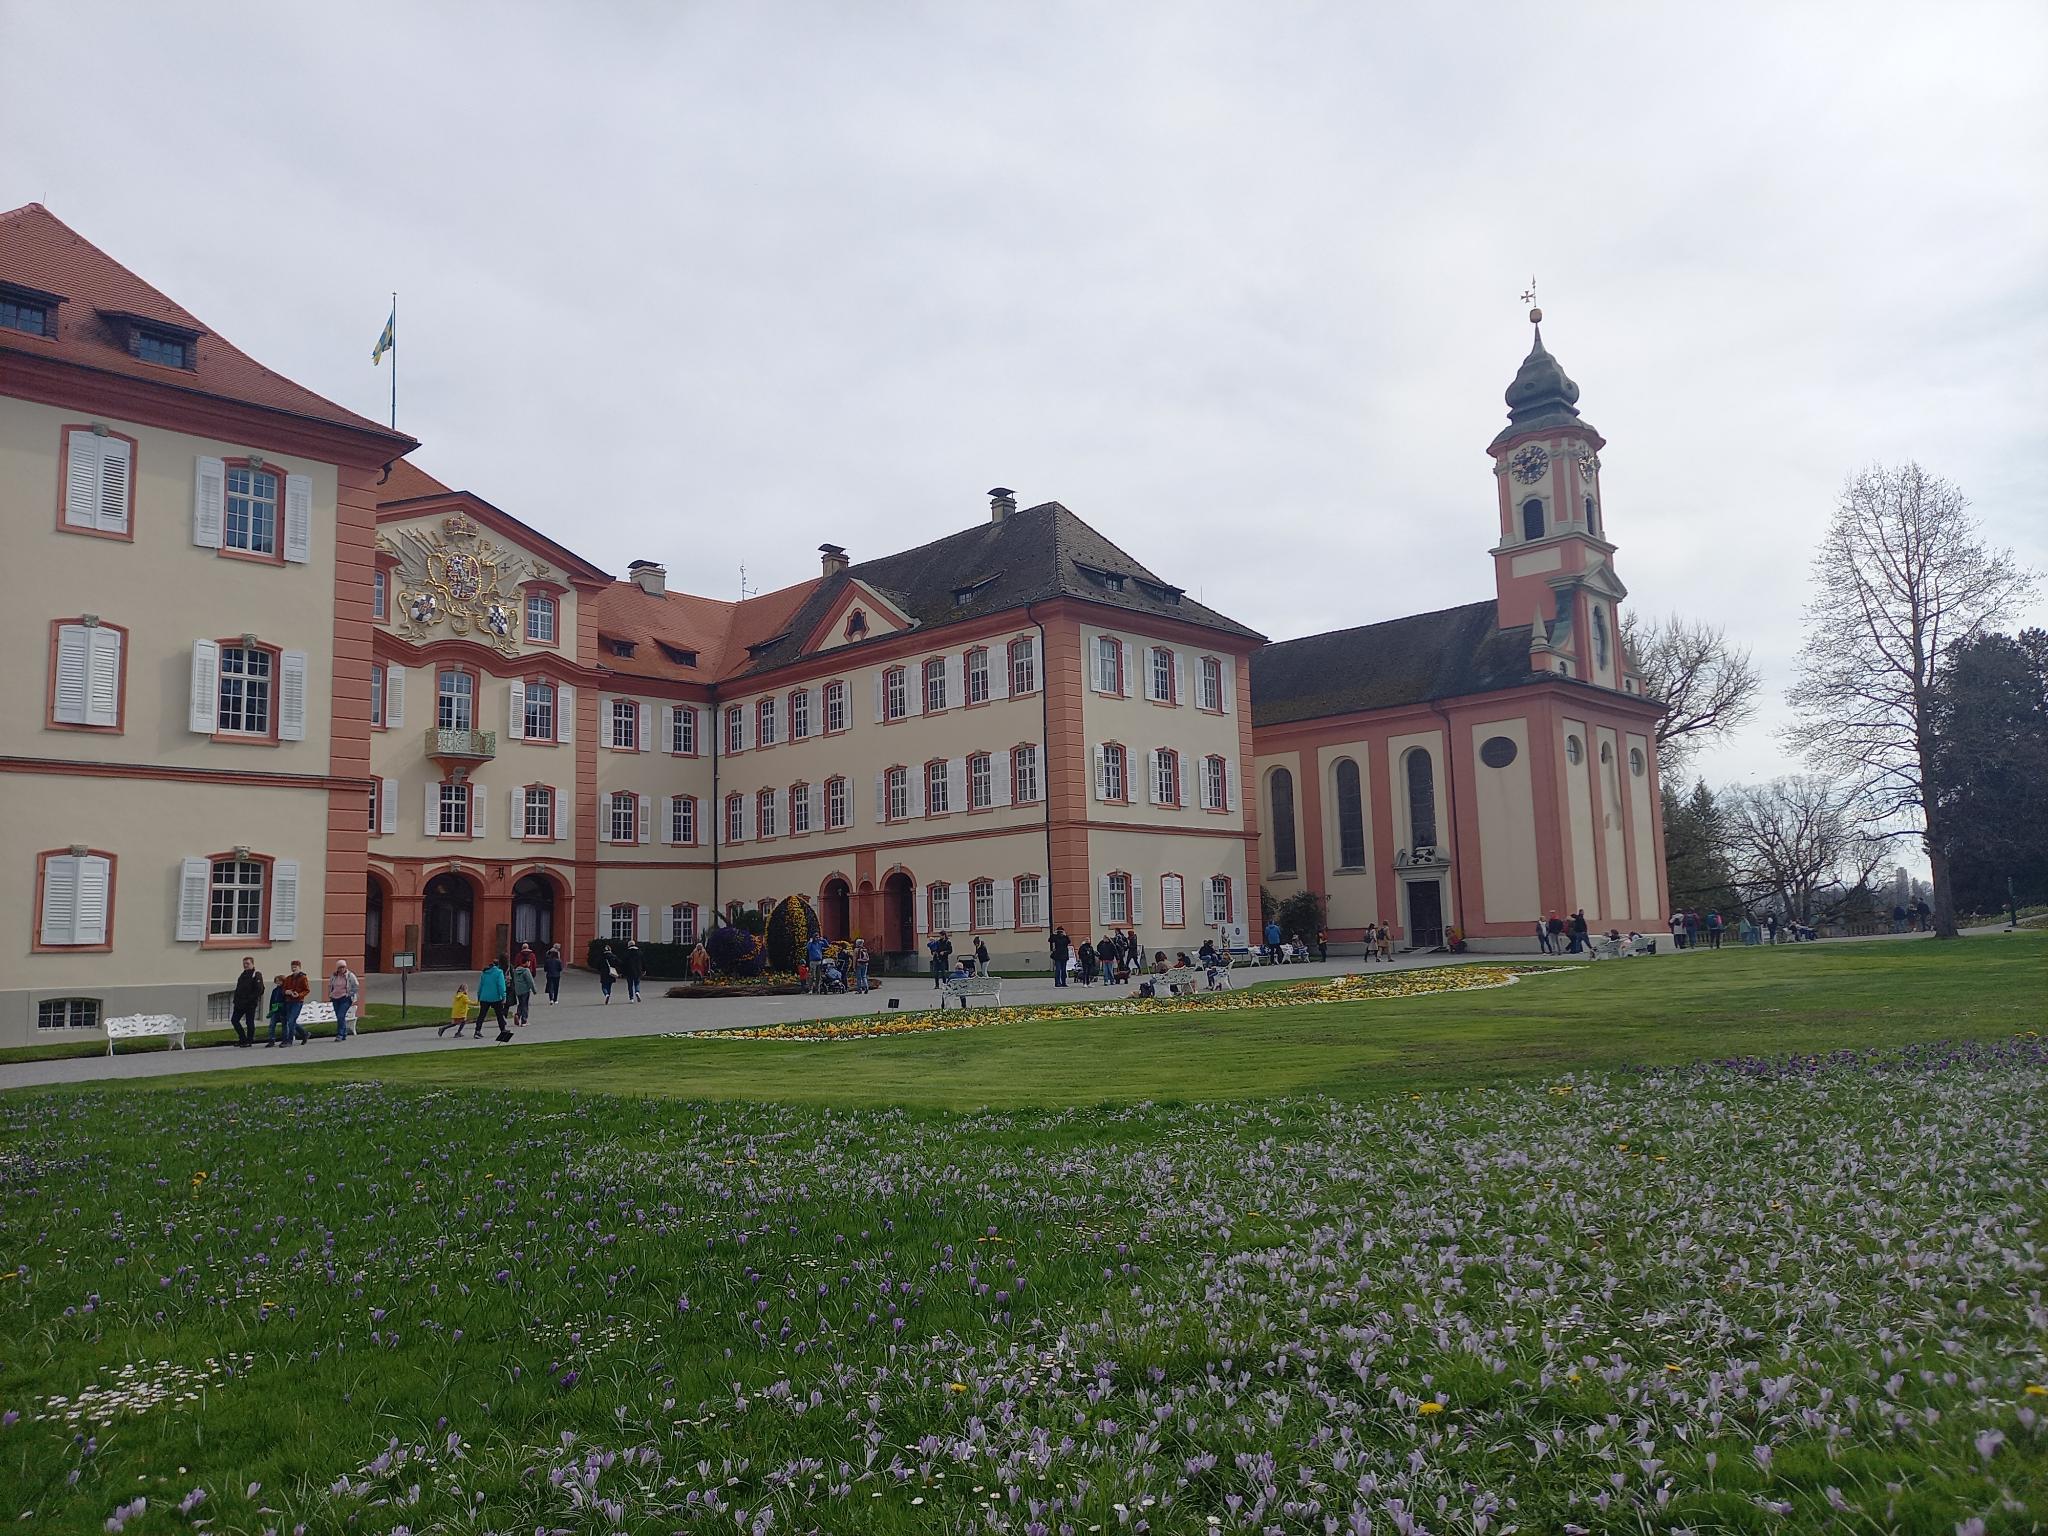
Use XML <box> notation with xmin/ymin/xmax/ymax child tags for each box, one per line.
<box><xmin>1488</xmin><ymin>310</ymin><xmax>1640</xmax><ymax>694</ymax></box>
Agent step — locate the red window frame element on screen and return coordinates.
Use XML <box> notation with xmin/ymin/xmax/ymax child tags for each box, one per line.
<box><xmin>1149</xmin><ymin>646</ymin><xmax>1177</xmax><ymax>705</ymax></box>
<box><xmin>519</xmin><ymin>783</ymin><xmax>560</xmax><ymax>842</ymax></box>
<box><xmin>883</xmin><ymin>666</ymin><xmax>909</xmax><ymax>722</ymax></box>
<box><xmin>724</xmin><ymin>792</ymin><xmax>745</xmax><ymax>842</ymax></box>
<box><xmin>669</xmin><ymin>703</ymin><xmax>700</xmax><ymax>757</ymax></box>
<box><xmin>1013</xmin><ymin>872</ymin><xmax>1045</xmax><ymax>930</ymax></box>
<box><xmin>218</xmin><ymin>458</ymin><xmax>287</xmax><ymax>567</ymax></box>
<box><xmin>1106</xmin><ymin>870</ymin><xmax>1133</xmax><ymax>925</ymax></box>
<box><xmin>607</xmin><ymin>790</ymin><xmax>639</xmax><ymax>845</ymax></box>
<box><xmin>668</xmin><ymin>793</ymin><xmax>698</xmax><ymax>847</ymax></box>
<box><xmin>431</xmin><ymin>779</ymin><xmax>477</xmax><ymax>841</ymax></box>
<box><xmin>824</xmin><ymin>774</ymin><xmax>849</xmax><ymax>830</ymax></box>
<box><xmin>823</xmin><ymin>679</ymin><xmax>849</xmax><ymax>735</ymax></box>
<box><xmin>966</xmin><ymin>751</ymin><xmax>993</xmax><ymax>811</ymax></box>
<box><xmin>789</xmin><ymin>782</ymin><xmax>811</xmax><ymax>835</ymax></box>
<box><xmin>54</xmin><ymin>424</ymin><xmax>138</xmax><ymax>543</ymax></box>
<box><xmin>1008</xmin><ymin>636</ymin><xmax>1039</xmax><ymax>696</ymax></box>
<box><xmin>1203</xmin><ymin>753</ymin><xmax>1229</xmax><ymax>812</ymax></box>
<box><xmin>756</xmin><ymin>695</ymin><xmax>779</xmax><ymax>748</ymax></box>
<box><xmin>725</xmin><ymin>704</ymin><xmax>746</xmax><ymax>753</ymax></box>
<box><xmin>1011</xmin><ymin>743</ymin><xmax>1041</xmax><ymax>805</ymax></box>
<box><xmin>922</xmin><ymin>658</ymin><xmax>948</xmax><ymax>714</ymax></box>
<box><xmin>1197</xmin><ymin>654</ymin><xmax>1225</xmax><ymax>713</ymax></box>
<box><xmin>46</xmin><ymin>617</ymin><xmax>129</xmax><ymax>733</ymax></box>
<box><xmin>756</xmin><ymin>787</ymin><xmax>780</xmax><ymax>839</ymax></box>
<box><xmin>924</xmin><ymin>757</ymin><xmax>951</xmax><ymax>817</ymax></box>
<box><xmin>214</xmin><ymin>637</ymin><xmax>284</xmax><ymax>745</ymax></box>
<box><xmin>1099</xmin><ymin>741</ymin><xmax>1130</xmax><ymax>804</ymax></box>
<box><xmin>964</xmin><ymin>646</ymin><xmax>991</xmax><ymax>706</ymax></box>
<box><xmin>1155</xmin><ymin>746</ymin><xmax>1182</xmax><ymax>808</ymax></box>
<box><xmin>608</xmin><ymin>696</ymin><xmax>643</xmax><ymax>753</ymax></box>
<box><xmin>520</xmin><ymin>676</ymin><xmax>562</xmax><ymax>746</ymax></box>
<box><xmin>883</xmin><ymin>764</ymin><xmax>909</xmax><ymax>823</ymax></box>
<box><xmin>199</xmin><ymin>850</ymin><xmax>276</xmax><ymax>950</ymax></box>
<box><xmin>30</xmin><ymin>848</ymin><xmax>119</xmax><ymax>954</ymax></box>
<box><xmin>435</xmin><ymin>663</ymin><xmax>483</xmax><ymax>735</ymax></box>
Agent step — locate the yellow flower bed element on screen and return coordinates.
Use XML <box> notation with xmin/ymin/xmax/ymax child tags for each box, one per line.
<box><xmin>698</xmin><ymin>963</ymin><xmax>1555</xmax><ymax>1042</ymax></box>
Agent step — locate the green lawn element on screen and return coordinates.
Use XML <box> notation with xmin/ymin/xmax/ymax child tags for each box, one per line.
<box><xmin>236</xmin><ymin>931</ymin><xmax>2048</xmax><ymax>1109</ymax></box>
<box><xmin>0</xmin><ymin>1002</ymin><xmax>438</xmax><ymax>1065</ymax></box>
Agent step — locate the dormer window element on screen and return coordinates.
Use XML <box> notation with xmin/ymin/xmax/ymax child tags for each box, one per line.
<box><xmin>0</xmin><ymin>283</ymin><xmax>59</xmax><ymax>338</ymax></box>
<box><xmin>602</xmin><ymin>636</ymin><xmax>636</xmax><ymax>659</ymax></box>
<box><xmin>657</xmin><ymin>642</ymin><xmax>698</xmax><ymax>667</ymax></box>
<box><xmin>952</xmin><ymin>574</ymin><xmax>1000</xmax><ymax>607</ymax></box>
<box><xmin>1135</xmin><ymin>579</ymin><xmax>1183</xmax><ymax>605</ymax></box>
<box><xmin>135</xmin><ymin>330</ymin><xmax>191</xmax><ymax>368</ymax></box>
<box><xmin>1103</xmin><ymin>573</ymin><xmax>1126</xmax><ymax>592</ymax></box>
<box><xmin>101</xmin><ymin>310</ymin><xmax>203</xmax><ymax>370</ymax></box>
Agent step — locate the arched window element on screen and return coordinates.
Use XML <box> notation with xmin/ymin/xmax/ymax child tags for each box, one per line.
<box><xmin>1334</xmin><ymin>758</ymin><xmax>1366</xmax><ymax>869</ymax></box>
<box><xmin>1521</xmin><ymin>498</ymin><xmax>1544</xmax><ymax>541</ymax></box>
<box><xmin>1584</xmin><ymin>494</ymin><xmax>1599</xmax><ymax>534</ymax></box>
<box><xmin>1405</xmin><ymin>749</ymin><xmax>1437</xmax><ymax>848</ymax></box>
<box><xmin>1593</xmin><ymin>606</ymin><xmax>1610</xmax><ymax>669</ymax></box>
<box><xmin>1268</xmin><ymin>768</ymin><xmax>1297</xmax><ymax>875</ymax></box>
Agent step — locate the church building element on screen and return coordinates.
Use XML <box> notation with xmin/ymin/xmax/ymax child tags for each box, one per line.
<box><xmin>1249</xmin><ymin>311</ymin><xmax>1669</xmax><ymax>950</ymax></box>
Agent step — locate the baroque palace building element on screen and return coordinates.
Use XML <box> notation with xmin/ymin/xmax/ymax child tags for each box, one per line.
<box><xmin>3</xmin><ymin>203</ymin><xmax>1668</xmax><ymax>1044</ymax></box>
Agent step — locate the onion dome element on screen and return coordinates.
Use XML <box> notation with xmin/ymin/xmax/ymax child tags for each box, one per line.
<box><xmin>1489</xmin><ymin>307</ymin><xmax>1597</xmax><ymax>451</ymax></box>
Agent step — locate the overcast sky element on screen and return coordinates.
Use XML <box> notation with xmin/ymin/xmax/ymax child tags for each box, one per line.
<box><xmin>7</xmin><ymin>1</ymin><xmax>2044</xmax><ymax>798</ymax></box>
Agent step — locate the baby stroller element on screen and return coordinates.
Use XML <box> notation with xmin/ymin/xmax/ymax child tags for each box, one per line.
<box><xmin>818</xmin><ymin>962</ymin><xmax>848</xmax><ymax>994</ymax></box>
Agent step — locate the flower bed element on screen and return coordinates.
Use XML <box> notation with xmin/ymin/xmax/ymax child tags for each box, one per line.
<box><xmin>696</xmin><ymin>962</ymin><xmax>1556</xmax><ymax>1041</ymax></box>
<box><xmin>664</xmin><ymin>980</ymin><xmax>806</xmax><ymax>999</ymax></box>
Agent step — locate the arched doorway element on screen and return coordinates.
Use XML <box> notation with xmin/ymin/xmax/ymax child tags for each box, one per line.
<box><xmin>422</xmin><ymin>871</ymin><xmax>476</xmax><ymax>970</ymax></box>
<box><xmin>821</xmin><ymin>876</ymin><xmax>851</xmax><ymax>942</ymax></box>
<box><xmin>512</xmin><ymin>873</ymin><xmax>556</xmax><ymax>950</ymax></box>
<box><xmin>881</xmin><ymin>871</ymin><xmax>915</xmax><ymax>956</ymax></box>
<box><xmin>365</xmin><ymin>875</ymin><xmax>388</xmax><ymax>972</ymax></box>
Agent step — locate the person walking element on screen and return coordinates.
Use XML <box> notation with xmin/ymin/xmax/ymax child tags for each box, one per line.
<box><xmin>1316</xmin><ymin>930</ymin><xmax>1329</xmax><ymax>964</ymax></box>
<box><xmin>852</xmin><ymin>937</ymin><xmax>871</xmax><ymax>994</ymax></box>
<box><xmin>1708</xmin><ymin>910</ymin><xmax>1725</xmax><ymax>950</ymax></box>
<box><xmin>805</xmin><ymin>933</ymin><xmax>828</xmax><ymax>992</ymax></box>
<box><xmin>1078</xmin><ymin>939</ymin><xmax>1098</xmax><ymax>985</ymax></box>
<box><xmin>972</xmin><ymin>934</ymin><xmax>991</xmax><ymax>977</ymax></box>
<box><xmin>1263</xmin><ymin>918</ymin><xmax>1283</xmax><ymax>964</ymax></box>
<box><xmin>511</xmin><ymin>958</ymin><xmax>535</xmax><ymax>1025</ymax></box>
<box><xmin>1049</xmin><ymin>926</ymin><xmax>1071</xmax><ymax>987</ymax></box>
<box><xmin>543</xmin><ymin>944</ymin><xmax>564</xmax><ymax>1005</ymax></box>
<box><xmin>229</xmin><ymin>955</ymin><xmax>264</xmax><ymax>1048</ymax></box>
<box><xmin>622</xmin><ymin>942</ymin><xmax>644</xmax><ymax>1003</ymax></box>
<box><xmin>597</xmin><ymin>945</ymin><xmax>618</xmax><ymax>1003</ymax></box>
<box><xmin>281</xmin><ymin>961</ymin><xmax>312</xmax><ymax>1043</ymax></box>
<box><xmin>327</xmin><ymin>959</ymin><xmax>360</xmax><ymax>1041</ymax></box>
<box><xmin>1567</xmin><ymin>911</ymin><xmax>1589</xmax><ymax>955</ymax></box>
<box><xmin>438</xmin><ymin>985</ymin><xmax>472</xmax><ymax>1039</ymax></box>
<box><xmin>476</xmin><ymin>958</ymin><xmax>509</xmax><ymax>1039</ymax></box>
<box><xmin>1765</xmin><ymin>911</ymin><xmax>1780</xmax><ymax>944</ymax></box>
<box><xmin>1534</xmin><ymin>918</ymin><xmax>1553</xmax><ymax>955</ymax></box>
<box><xmin>1683</xmin><ymin>910</ymin><xmax>1699</xmax><ymax>950</ymax></box>
<box><xmin>264</xmin><ymin>972</ymin><xmax>290</xmax><ymax>1047</ymax></box>
<box><xmin>927</xmin><ymin>931</ymin><xmax>953</xmax><ymax>989</ymax></box>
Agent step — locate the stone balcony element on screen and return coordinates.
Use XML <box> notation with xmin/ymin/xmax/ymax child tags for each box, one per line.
<box><xmin>424</xmin><ymin>726</ymin><xmax>497</xmax><ymax>766</ymax></box>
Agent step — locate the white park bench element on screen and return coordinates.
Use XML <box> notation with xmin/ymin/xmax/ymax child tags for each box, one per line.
<box><xmin>1159</xmin><ymin>966</ymin><xmax>1203</xmax><ymax>998</ymax></box>
<box><xmin>105</xmin><ymin>1014</ymin><xmax>187</xmax><ymax>1056</ymax></box>
<box><xmin>940</xmin><ymin>976</ymin><xmax>1003</xmax><ymax>1009</ymax></box>
<box><xmin>298</xmin><ymin>1001</ymin><xmax>337</xmax><ymax>1031</ymax></box>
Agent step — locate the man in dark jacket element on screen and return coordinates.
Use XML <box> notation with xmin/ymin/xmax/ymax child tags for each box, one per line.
<box><xmin>621</xmin><ymin>942</ymin><xmax>644</xmax><ymax>1003</ymax></box>
<box><xmin>229</xmin><ymin>955</ymin><xmax>265</xmax><ymax>1048</ymax></box>
<box><xmin>1050</xmin><ymin>926</ymin><xmax>1071</xmax><ymax>986</ymax></box>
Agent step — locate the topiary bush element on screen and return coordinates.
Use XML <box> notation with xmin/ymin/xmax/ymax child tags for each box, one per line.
<box><xmin>705</xmin><ymin>921</ymin><xmax>766</xmax><ymax>977</ymax></box>
<box><xmin>765</xmin><ymin>895</ymin><xmax>821</xmax><ymax>973</ymax></box>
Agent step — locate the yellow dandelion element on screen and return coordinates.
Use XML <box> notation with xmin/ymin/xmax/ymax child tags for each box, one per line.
<box><xmin>947</xmin><ymin>1382</ymin><xmax>967</xmax><ymax>1393</ymax></box>
<box><xmin>1664</xmin><ymin>1364</ymin><xmax>1682</xmax><ymax>1373</ymax></box>
<box><xmin>1417</xmin><ymin>1401</ymin><xmax>1444</xmax><ymax>1415</ymax></box>
<box><xmin>2026</xmin><ymin>1384</ymin><xmax>2048</xmax><ymax>1397</ymax></box>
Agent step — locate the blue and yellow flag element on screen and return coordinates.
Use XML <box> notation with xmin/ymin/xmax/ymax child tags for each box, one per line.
<box><xmin>371</xmin><ymin>307</ymin><xmax>395</xmax><ymax>365</ymax></box>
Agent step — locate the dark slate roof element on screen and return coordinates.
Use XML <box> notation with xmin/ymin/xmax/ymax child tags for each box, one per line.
<box><xmin>1250</xmin><ymin>599</ymin><xmax>1541</xmax><ymax>725</ymax></box>
<box><xmin>1487</xmin><ymin>320</ymin><xmax>1599</xmax><ymax>452</ymax></box>
<box><xmin>734</xmin><ymin>500</ymin><xmax>1262</xmax><ymax>678</ymax></box>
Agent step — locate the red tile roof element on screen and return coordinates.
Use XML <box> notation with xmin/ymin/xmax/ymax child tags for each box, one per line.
<box><xmin>374</xmin><ymin>457</ymin><xmax>453</xmax><ymax>502</ymax></box>
<box><xmin>581</xmin><ymin>577</ymin><xmax>822</xmax><ymax>686</ymax></box>
<box><xmin>0</xmin><ymin>203</ymin><xmax>411</xmax><ymax>447</ymax></box>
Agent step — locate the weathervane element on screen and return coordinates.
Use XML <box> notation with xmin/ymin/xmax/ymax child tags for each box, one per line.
<box><xmin>1520</xmin><ymin>277</ymin><xmax>1541</xmax><ymax>324</ymax></box>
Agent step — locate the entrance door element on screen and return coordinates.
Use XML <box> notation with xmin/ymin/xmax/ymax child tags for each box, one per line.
<box><xmin>365</xmin><ymin>881</ymin><xmax>385</xmax><ymax>972</ymax></box>
<box><xmin>882</xmin><ymin>873</ymin><xmax>915</xmax><ymax>956</ymax></box>
<box><xmin>821</xmin><ymin>878</ymin><xmax>851</xmax><ymax>942</ymax></box>
<box><xmin>422</xmin><ymin>873</ymin><xmax>475</xmax><ymax>969</ymax></box>
<box><xmin>1405</xmin><ymin>880</ymin><xmax>1445</xmax><ymax>950</ymax></box>
<box><xmin>512</xmin><ymin>874</ymin><xmax>555</xmax><ymax>948</ymax></box>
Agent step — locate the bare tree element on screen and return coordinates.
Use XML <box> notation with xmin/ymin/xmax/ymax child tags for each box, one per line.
<box><xmin>1619</xmin><ymin>612</ymin><xmax>1760</xmax><ymax>770</ymax></box>
<box><xmin>1783</xmin><ymin>463</ymin><xmax>2036</xmax><ymax>937</ymax></box>
<box><xmin>1724</xmin><ymin>775</ymin><xmax>1886</xmax><ymax>924</ymax></box>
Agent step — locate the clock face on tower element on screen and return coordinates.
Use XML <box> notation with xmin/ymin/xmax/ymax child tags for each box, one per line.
<box><xmin>1510</xmin><ymin>445</ymin><xmax>1549</xmax><ymax>484</ymax></box>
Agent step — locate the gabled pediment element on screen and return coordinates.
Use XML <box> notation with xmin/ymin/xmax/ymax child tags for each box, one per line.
<box><xmin>801</xmin><ymin>579</ymin><xmax>918</xmax><ymax>655</ymax></box>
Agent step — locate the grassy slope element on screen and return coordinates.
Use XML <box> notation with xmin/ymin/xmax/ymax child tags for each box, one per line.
<box><xmin>226</xmin><ymin>931</ymin><xmax>2048</xmax><ymax>1110</ymax></box>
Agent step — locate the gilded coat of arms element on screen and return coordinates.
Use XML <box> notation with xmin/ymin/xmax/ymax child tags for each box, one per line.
<box><xmin>381</xmin><ymin>514</ymin><xmax>533</xmax><ymax>655</ymax></box>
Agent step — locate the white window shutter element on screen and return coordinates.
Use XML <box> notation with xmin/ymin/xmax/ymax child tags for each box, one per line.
<box><xmin>283</xmin><ymin>474</ymin><xmax>313</xmax><ymax>563</ymax></box>
<box><xmin>64</xmin><ymin>431</ymin><xmax>102</xmax><ymax>529</ymax></box>
<box><xmin>916</xmin><ymin>885</ymin><xmax>929</xmax><ymax>936</ymax></box>
<box><xmin>992</xmin><ymin>877</ymin><xmax>1014</xmax><ymax>930</ymax></box>
<box><xmin>556</xmin><ymin>792</ymin><xmax>571</xmax><ymax>841</ymax></box>
<box><xmin>739</xmin><ymin>705</ymin><xmax>753</xmax><ymax>752</ymax></box>
<box><xmin>1162</xmin><ymin>876</ymin><xmax>1184</xmax><ymax>927</ymax></box>
<box><xmin>638</xmin><ymin>702</ymin><xmax>651</xmax><ymax>749</ymax></box>
<box><xmin>909</xmin><ymin>770</ymin><xmax>926</xmax><ymax>819</ymax></box>
<box><xmin>872</xmin><ymin>671</ymin><xmax>885</xmax><ymax>722</ymax></box>
<box><xmin>906</xmin><ymin>672</ymin><xmax>923</xmax><ymax>718</ymax></box>
<box><xmin>87</xmin><ymin>626</ymin><xmax>122</xmax><ymax>727</ymax></box>
<box><xmin>874</xmin><ymin>772</ymin><xmax>887</xmax><ymax>821</ymax></box>
<box><xmin>1173</xmin><ymin>654</ymin><xmax>1187</xmax><ymax>705</ymax></box>
<box><xmin>1097</xmin><ymin>874</ymin><xmax>1113</xmax><ymax>925</ymax></box>
<box><xmin>601</xmin><ymin>698</ymin><xmax>616</xmax><ymax>749</ymax></box>
<box><xmin>808</xmin><ymin>782</ymin><xmax>822</xmax><ymax>831</ymax></box>
<box><xmin>1144</xmin><ymin>653</ymin><xmax>1161</xmax><ymax>702</ymax></box>
<box><xmin>189</xmin><ymin>639</ymin><xmax>220</xmax><ymax>733</ymax></box>
<box><xmin>278</xmin><ymin>650</ymin><xmax>309</xmax><ymax>741</ymax></box>
<box><xmin>556</xmin><ymin>684</ymin><xmax>572</xmax><ymax>743</ymax></box>
<box><xmin>176</xmin><ymin>857</ymin><xmax>210</xmax><ymax>941</ymax></box>
<box><xmin>509</xmin><ymin>680</ymin><xmax>526</xmax><ymax>740</ymax></box>
<box><xmin>947</xmin><ymin>757</ymin><xmax>966</xmax><ymax>812</ymax></box>
<box><xmin>269</xmin><ymin>859</ymin><xmax>300</xmax><ymax>940</ymax></box>
<box><xmin>508</xmin><ymin>787</ymin><xmax>525</xmax><ymax>841</ymax></box>
<box><xmin>1226</xmin><ymin>760</ymin><xmax>1239</xmax><ymax>812</ymax></box>
<box><xmin>1146</xmin><ymin>749</ymin><xmax>1160</xmax><ymax>805</ymax></box>
<box><xmin>1090</xmin><ymin>636</ymin><xmax>1108</xmax><ymax>693</ymax></box>
<box><xmin>636</xmin><ymin>904</ymin><xmax>651</xmax><ymax>942</ymax></box>
<box><xmin>1220</xmin><ymin>657</ymin><xmax>1234</xmax><ymax>714</ymax></box>
<box><xmin>39</xmin><ymin>854</ymin><xmax>79</xmax><ymax>945</ymax></box>
<box><xmin>638</xmin><ymin>793</ymin><xmax>653</xmax><ymax>844</ymax></box>
<box><xmin>1224</xmin><ymin>876</ymin><xmax>1237</xmax><ymax>925</ymax></box>
<box><xmin>1121</xmin><ymin>640</ymin><xmax>1135</xmax><ymax>698</ymax></box>
<box><xmin>745</xmin><ymin>794</ymin><xmax>758</xmax><ymax>841</ymax></box>
<box><xmin>992</xmin><ymin>758</ymin><xmax>1012</xmax><ymax>807</ymax></box>
<box><xmin>660</xmin><ymin>703</ymin><xmax>675</xmax><ymax>753</ymax></box>
<box><xmin>385</xmin><ymin>666</ymin><xmax>406</xmax><ymax>728</ymax></box>
<box><xmin>72</xmin><ymin>854</ymin><xmax>110</xmax><ymax>945</ymax></box>
<box><xmin>1026</xmin><ymin>635</ymin><xmax>1040</xmax><ymax>688</ymax></box>
<box><xmin>424</xmin><ymin>783</ymin><xmax>441</xmax><ymax>836</ymax></box>
<box><xmin>96</xmin><ymin>436</ymin><xmax>131</xmax><ymax>534</ymax></box>
<box><xmin>192</xmin><ymin>455</ymin><xmax>225</xmax><ymax>549</ymax></box>
<box><xmin>1132</xmin><ymin>879</ymin><xmax>1145</xmax><ymax>926</ymax></box>
<box><xmin>53</xmin><ymin>624</ymin><xmax>91</xmax><ymax>724</ymax></box>
<box><xmin>803</xmin><ymin>686</ymin><xmax>819</xmax><ymax>735</ymax></box>
<box><xmin>380</xmin><ymin>778</ymin><xmax>399</xmax><ymax>835</ymax></box>
<box><xmin>471</xmin><ymin>783</ymin><xmax>487</xmax><ymax>836</ymax></box>
<box><xmin>943</xmin><ymin>655</ymin><xmax>960</xmax><ymax>708</ymax></box>
<box><xmin>1092</xmin><ymin>745</ymin><xmax>1106</xmax><ymax>801</ymax></box>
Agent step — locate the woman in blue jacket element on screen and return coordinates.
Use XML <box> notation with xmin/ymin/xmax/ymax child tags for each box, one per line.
<box><xmin>475</xmin><ymin>959</ymin><xmax>510</xmax><ymax>1040</ymax></box>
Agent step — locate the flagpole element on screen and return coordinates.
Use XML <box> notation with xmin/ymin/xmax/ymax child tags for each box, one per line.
<box><xmin>390</xmin><ymin>290</ymin><xmax>397</xmax><ymax>430</ymax></box>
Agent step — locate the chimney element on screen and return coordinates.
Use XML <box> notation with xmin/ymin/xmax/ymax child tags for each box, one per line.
<box><xmin>819</xmin><ymin>543</ymin><xmax>849</xmax><ymax>576</ymax></box>
<box><xmin>627</xmin><ymin>559</ymin><xmax>666</xmax><ymax>596</ymax></box>
<box><xmin>988</xmin><ymin>486</ymin><xmax>1017</xmax><ymax>522</ymax></box>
